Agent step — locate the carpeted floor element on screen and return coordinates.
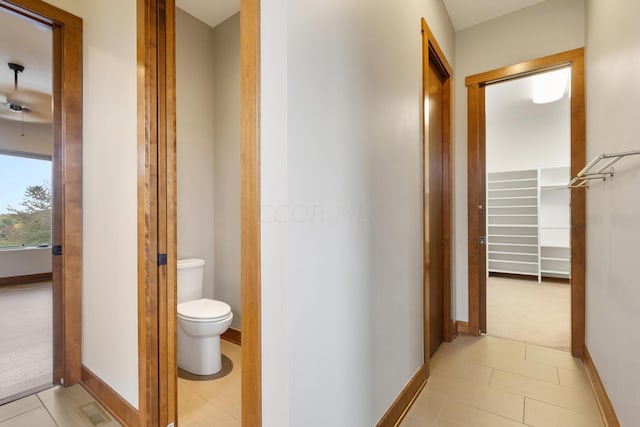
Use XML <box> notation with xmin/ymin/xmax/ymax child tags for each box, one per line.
<box><xmin>0</xmin><ymin>282</ymin><xmax>52</xmax><ymax>404</ymax></box>
<box><xmin>487</xmin><ymin>276</ymin><xmax>570</xmax><ymax>351</ymax></box>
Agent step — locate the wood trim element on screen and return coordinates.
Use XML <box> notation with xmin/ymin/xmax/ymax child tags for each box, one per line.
<box><xmin>222</xmin><ymin>327</ymin><xmax>242</xmax><ymax>346</ymax></box>
<box><xmin>1</xmin><ymin>0</ymin><xmax>82</xmax><ymax>26</ymax></box>
<box><xmin>0</xmin><ymin>273</ymin><xmax>52</xmax><ymax>286</ymax></box>
<box><xmin>465</xmin><ymin>48</ymin><xmax>586</xmax><ymax>87</ymax></box>
<box><xmin>569</xmin><ymin>52</ymin><xmax>586</xmax><ymax>359</ymax></box>
<box><xmin>421</xmin><ymin>18</ymin><xmax>454</xmax><ymax>357</ymax></box>
<box><xmin>137</xmin><ymin>0</ymin><xmax>161</xmax><ymax>425</ymax></box>
<box><xmin>2</xmin><ymin>0</ymin><xmax>83</xmax><ymax>389</ymax></box>
<box><xmin>466</xmin><ymin>83</ymin><xmax>484</xmax><ymax>337</ymax></box>
<box><xmin>376</xmin><ymin>364</ymin><xmax>428</xmax><ymax>427</ymax></box>
<box><xmin>163</xmin><ymin>1</ymin><xmax>178</xmax><ymax>425</ymax></box>
<box><xmin>456</xmin><ymin>321</ymin><xmax>469</xmax><ymax>335</ymax></box>
<box><xmin>583</xmin><ymin>346</ymin><xmax>621</xmax><ymax>427</ymax></box>
<box><xmin>81</xmin><ymin>366</ymin><xmax>140</xmax><ymax>427</ymax></box>
<box><xmin>466</xmin><ymin>48</ymin><xmax>586</xmax><ymax>356</ymax></box>
<box><xmin>241</xmin><ymin>0</ymin><xmax>262</xmax><ymax>425</ymax></box>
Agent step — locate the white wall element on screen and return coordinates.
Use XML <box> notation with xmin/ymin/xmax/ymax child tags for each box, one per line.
<box><xmin>80</xmin><ymin>0</ymin><xmax>139</xmax><ymax>408</ymax></box>
<box><xmin>260</xmin><ymin>0</ymin><xmax>454</xmax><ymax>425</ymax></box>
<box><xmin>453</xmin><ymin>0</ymin><xmax>585</xmax><ymax>321</ymax></box>
<box><xmin>486</xmin><ymin>85</ymin><xmax>570</xmax><ymax>173</ymax></box>
<box><xmin>0</xmin><ymin>247</ymin><xmax>50</xmax><ymax>277</ymax></box>
<box><xmin>212</xmin><ymin>13</ymin><xmax>241</xmax><ymax>328</ymax></box>
<box><xmin>585</xmin><ymin>0</ymin><xmax>640</xmax><ymax>424</ymax></box>
<box><xmin>176</xmin><ymin>9</ymin><xmax>216</xmax><ymax>299</ymax></box>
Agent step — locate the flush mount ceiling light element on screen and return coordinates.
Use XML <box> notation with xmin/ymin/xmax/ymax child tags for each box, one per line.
<box><xmin>532</xmin><ymin>67</ymin><xmax>570</xmax><ymax>104</ymax></box>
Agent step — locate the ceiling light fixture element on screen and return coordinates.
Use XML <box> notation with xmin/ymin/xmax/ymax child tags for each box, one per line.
<box><xmin>532</xmin><ymin>67</ymin><xmax>570</xmax><ymax>104</ymax></box>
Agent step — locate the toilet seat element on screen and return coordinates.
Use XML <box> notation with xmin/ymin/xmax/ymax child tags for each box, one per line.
<box><xmin>178</xmin><ymin>298</ymin><xmax>232</xmax><ymax>322</ymax></box>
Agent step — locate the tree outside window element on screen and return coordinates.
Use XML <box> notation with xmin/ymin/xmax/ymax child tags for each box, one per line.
<box><xmin>0</xmin><ymin>153</ymin><xmax>52</xmax><ymax>248</ymax></box>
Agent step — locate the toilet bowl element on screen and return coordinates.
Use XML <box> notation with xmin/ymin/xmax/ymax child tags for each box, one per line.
<box><xmin>177</xmin><ymin>259</ymin><xmax>233</xmax><ymax>375</ymax></box>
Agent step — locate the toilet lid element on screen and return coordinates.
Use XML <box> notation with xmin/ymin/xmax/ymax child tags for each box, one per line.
<box><xmin>178</xmin><ymin>298</ymin><xmax>231</xmax><ymax>321</ymax></box>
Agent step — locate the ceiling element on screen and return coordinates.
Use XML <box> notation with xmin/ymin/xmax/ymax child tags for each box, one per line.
<box><xmin>485</xmin><ymin>69</ymin><xmax>571</xmax><ymax>123</ymax></box>
<box><xmin>443</xmin><ymin>0</ymin><xmax>546</xmax><ymax>30</ymax></box>
<box><xmin>176</xmin><ymin>0</ymin><xmax>240</xmax><ymax>28</ymax></box>
<box><xmin>0</xmin><ymin>9</ymin><xmax>52</xmax><ymax>123</ymax></box>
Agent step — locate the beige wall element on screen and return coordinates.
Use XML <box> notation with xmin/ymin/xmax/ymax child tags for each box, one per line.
<box><xmin>259</xmin><ymin>0</ymin><xmax>455</xmax><ymax>424</ymax></box>
<box><xmin>453</xmin><ymin>0</ymin><xmax>585</xmax><ymax>321</ymax></box>
<box><xmin>585</xmin><ymin>0</ymin><xmax>640</xmax><ymax>424</ymax></box>
<box><xmin>79</xmin><ymin>0</ymin><xmax>139</xmax><ymax>408</ymax></box>
<box><xmin>176</xmin><ymin>10</ymin><xmax>241</xmax><ymax>326</ymax></box>
<box><xmin>0</xmin><ymin>121</ymin><xmax>52</xmax><ymax>156</ymax></box>
<box><xmin>212</xmin><ymin>13</ymin><xmax>241</xmax><ymax>328</ymax></box>
<box><xmin>176</xmin><ymin>9</ymin><xmax>216</xmax><ymax>298</ymax></box>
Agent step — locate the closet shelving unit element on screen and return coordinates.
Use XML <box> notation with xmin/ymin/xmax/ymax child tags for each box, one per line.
<box><xmin>487</xmin><ymin>167</ymin><xmax>571</xmax><ymax>282</ymax></box>
<box><xmin>539</xmin><ymin>167</ymin><xmax>571</xmax><ymax>279</ymax></box>
<box><xmin>487</xmin><ymin>169</ymin><xmax>540</xmax><ymax>280</ymax></box>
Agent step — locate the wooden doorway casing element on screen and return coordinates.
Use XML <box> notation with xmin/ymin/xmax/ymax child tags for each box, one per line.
<box><xmin>421</xmin><ymin>18</ymin><xmax>454</xmax><ymax>368</ymax></box>
<box><xmin>137</xmin><ymin>0</ymin><xmax>261</xmax><ymax>426</ymax></box>
<box><xmin>466</xmin><ymin>48</ymin><xmax>586</xmax><ymax>357</ymax></box>
<box><xmin>1</xmin><ymin>0</ymin><xmax>83</xmax><ymax>387</ymax></box>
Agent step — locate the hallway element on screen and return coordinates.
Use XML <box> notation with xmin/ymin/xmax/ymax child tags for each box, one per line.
<box><xmin>400</xmin><ymin>335</ymin><xmax>603</xmax><ymax>426</ymax></box>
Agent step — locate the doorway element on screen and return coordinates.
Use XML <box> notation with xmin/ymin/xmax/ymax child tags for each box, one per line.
<box><xmin>0</xmin><ymin>0</ymin><xmax>83</xmax><ymax>401</ymax></box>
<box><xmin>466</xmin><ymin>48</ymin><xmax>586</xmax><ymax>357</ymax></box>
<box><xmin>484</xmin><ymin>68</ymin><xmax>572</xmax><ymax>350</ymax></box>
<box><xmin>137</xmin><ymin>0</ymin><xmax>260</xmax><ymax>425</ymax></box>
<box><xmin>421</xmin><ymin>18</ymin><xmax>453</xmax><ymax>361</ymax></box>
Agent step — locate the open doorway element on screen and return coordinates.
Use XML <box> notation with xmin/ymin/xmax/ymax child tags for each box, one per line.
<box><xmin>0</xmin><ymin>11</ymin><xmax>55</xmax><ymax>404</ymax></box>
<box><xmin>484</xmin><ymin>67</ymin><xmax>572</xmax><ymax>350</ymax></box>
<box><xmin>0</xmin><ymin>0</ymin><xmax>83</xmax><ymax>405</ymax></box>
<box><xmin>466</xmin><ymin>48</ymin><xmax>586</xmax><ymax>358</ymax></box>
<box><xmin>174</xmin><ymin>2</ymin><xmax>242</xmax><ymax>425</ymax></box>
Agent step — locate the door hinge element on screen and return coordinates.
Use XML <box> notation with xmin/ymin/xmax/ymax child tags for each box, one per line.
<box><xmin>158</xmin><ymin>253</ymin><xmax>167</xmax><ymax>266</ymax></box>
<box><xmin>52</xmin><ymin>245</ymin><xmax>63</xmax><ymax>256</ymax></box>
<box><xmin>479</xmin><ymin>236</ymin><xmax>486</xmax><ymax>245</ymax></box>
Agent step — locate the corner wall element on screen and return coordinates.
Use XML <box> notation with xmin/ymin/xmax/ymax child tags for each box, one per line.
<box><xmin>212</xmin><ymin>13</ymin><xmax>241</xmax><ymax>328</ymax></box>
<box><xmin>585</xmin><ymin>0</ymin><xmax>640</xmax><ymax>424</ymax></box>
<box><xmin>260</xmin><ymin>0</ymin><xmax>454</xmax><ymax>425</ymax></box>
<box><xmin>453</xmin><ymin>0</ymin><xmax>585</xmax><ymax>321</ymax></box>
<box><xmin>176</xmin><ymin>8</ymin><xmax>216</xmax><ymax>299</ymax></box>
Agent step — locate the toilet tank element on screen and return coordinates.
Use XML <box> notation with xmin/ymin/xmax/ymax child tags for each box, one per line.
<box><xmin>177</xmin><ymin>258</ymin><xmax>205</xmax><ymax>304</ymax></box>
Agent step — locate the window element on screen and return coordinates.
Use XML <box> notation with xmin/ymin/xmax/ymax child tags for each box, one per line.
<box><xmin>0</xmin><ymin>151</ymin><xmax>52</xmax><ymax>248</ymax></box>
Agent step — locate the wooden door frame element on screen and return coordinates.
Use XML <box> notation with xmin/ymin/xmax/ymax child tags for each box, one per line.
<box><xmin>421</xmin><ymin>18</ymin><xmax>454</xmax><ymax>369</ymax></box>
<box><xmin>137</xmin><ymin>0</ymin><xmax>262</xmax><ymax>426</ymax></box>
<box><xmin>1</xmin><ymin>0</ymin><xmax>83</xmax><ymax>388</ymax></box>
<box><xmin>466</xmin><ymin>48</ymin><xmax>586</xmax><ymax>357</ymax></box>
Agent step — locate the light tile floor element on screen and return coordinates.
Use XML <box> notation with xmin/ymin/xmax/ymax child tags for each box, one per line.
<box><xmin>178</xmin><ymin>340</ymin><xmax>241</xmax><ymax>426</ymax></box>
<box><xmin>0</xmin><ymin>384</ymin><xmax>120</xmax><ymax>427</ymax></box>
<box><xmin>400</xmin><ymin>335</ymin><xmax>603</xmax><ymax>427</ymax></box>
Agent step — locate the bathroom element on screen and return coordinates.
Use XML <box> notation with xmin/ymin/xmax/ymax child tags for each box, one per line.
<box><xmin>175</xmin><ymin>1</ymin><xmax>241</xmax><ymax>424</ymax></box>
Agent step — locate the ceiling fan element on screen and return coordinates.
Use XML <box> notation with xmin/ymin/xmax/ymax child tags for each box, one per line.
<box><xmin>0</xmin><ymin>62</ymin><xmax>52</xmax><ymax>123</ymax></box>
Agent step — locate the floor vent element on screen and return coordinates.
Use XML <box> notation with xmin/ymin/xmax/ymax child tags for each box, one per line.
<box><xmin>77</xmin><ymin>402</ymin><xmax>112</xmax><ymax>425</ymax></box>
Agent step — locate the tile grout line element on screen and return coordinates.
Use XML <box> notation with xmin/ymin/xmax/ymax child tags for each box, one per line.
<box><xmin>525</xmin><ymin>395</ymin><xmax>604</xmax><ymax>418</ymax></box>
<box><xmin>446</xmin><ymin>398</ymin><xmax>526</xmax><ymax>424</ymax></box>
<box><xmin>432</xmin><ymin>396</ymin><xmax>449</xmax><ymax>426</ymax></box>
<box><xmin>36</xmin><ymin>392</ymin><xmax>61</xmax><ymax>427</ymax></box>
<box><xmin>0</xmin><ymin>406</ymin><xmax>43</xmax><ymax>425</ymax></box>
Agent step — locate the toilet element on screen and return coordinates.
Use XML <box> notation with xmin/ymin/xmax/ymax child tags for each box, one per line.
<box><xmin>177</xmin><ymin>258</ymin><xmax>233</xmax><ymax>375</ymax></box>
